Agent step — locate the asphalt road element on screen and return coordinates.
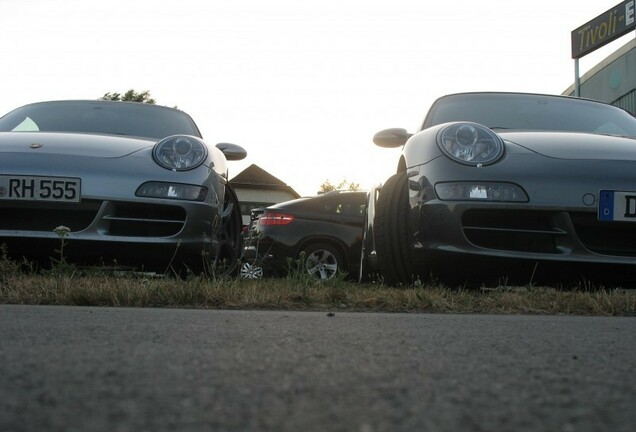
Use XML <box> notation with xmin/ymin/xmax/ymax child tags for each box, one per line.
<box><xmin>0</xmin><ymin>305</ymin><xmax>634</xmax><ymax>432</ymax></box>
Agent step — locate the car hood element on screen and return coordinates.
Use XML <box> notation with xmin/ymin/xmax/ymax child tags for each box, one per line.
<box><xmin>0</xmin><ymin>131</ymin><xmax>156</xmax><ymax>157</ymax></box>
<box><xmin>501</xmin><ymin>131</ymin><xmax>636</xmax><ymax>161</ymax></box>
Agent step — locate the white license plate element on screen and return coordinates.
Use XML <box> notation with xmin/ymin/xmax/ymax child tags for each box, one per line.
<box><xmin>0</xmin><ymin>175</ymin><xmax>81</xmax><ymax>203</ymax></box>
<box><xmin>598</xmin><ymin>190</ymin><xmax>636</xmax><ymax>222</ymax></box>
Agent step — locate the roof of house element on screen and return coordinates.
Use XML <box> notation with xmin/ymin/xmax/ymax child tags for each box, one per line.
<box><xmin>230</xmin><ymin>164</ymin><xmax>300</xmax><ymax>197</ymax></box>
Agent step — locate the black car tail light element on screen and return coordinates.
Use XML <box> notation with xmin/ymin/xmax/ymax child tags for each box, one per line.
<box><xmin>259</xmin><ymin>212</ymin><xmax>295</xmax><ymax>226</ymax></box>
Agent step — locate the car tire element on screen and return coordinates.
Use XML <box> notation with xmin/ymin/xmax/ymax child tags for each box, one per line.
<box><xmin>374</xmin><ymin>172</ymin><xmax>414</xmax><ymax>286</ymax></box>
<box><xmin>214</xmin><ymin>185</ymin><xmax>243</xmax><ymax>276</ymax></box>
<box><xmin>302</xmin><ymin>243</ymin><xmax>342</xmax><ymax>281</ymax></box>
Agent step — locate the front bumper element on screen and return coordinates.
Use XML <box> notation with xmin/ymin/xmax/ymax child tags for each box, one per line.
<box><xmin>412</xmin><ymin>202</ymin><xmax>636</xmax><ymax>265</ymax></box>
<box><xmin>0</xmin><ymin>197</ymin><xmax>220</xmax><ymax>271</ymax></box>
<box><xmin>404</xmin><ymin>155</ymin><xmax>636</xmax><ymax>285</ymax></box>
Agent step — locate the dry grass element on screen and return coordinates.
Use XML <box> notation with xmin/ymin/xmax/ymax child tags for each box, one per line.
<box><xmin>1</xmin><ymin>244</ymin><xmax>634</xmax><ymax>315</ymax></box>
<box><xmin>1</xmin><ymin>271</ymin><xmax>634</xmax><ymax>316</ymax></box>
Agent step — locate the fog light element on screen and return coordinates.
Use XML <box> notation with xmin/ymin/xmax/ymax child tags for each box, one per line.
<box><xmin>136</xmin><ymin>182</ymin><xmax>207</xmax><ymax>201</ymax></box>
<box><xmin>435</xmin><ymin>182</ymin><xmax>528</xmax><ymax>202</ymax></box>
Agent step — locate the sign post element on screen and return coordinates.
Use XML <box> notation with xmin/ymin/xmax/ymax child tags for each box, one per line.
<box><xmin>574</xmin><ymin>59</ymin><xmax>580</xmax><ymax>97</ymax></box>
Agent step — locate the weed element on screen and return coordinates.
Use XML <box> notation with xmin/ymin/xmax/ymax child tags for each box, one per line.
<box><xmin>0</xmin><ymin>244</ymin><xmax>20</xmax><ymax>279</ymax></box>
<box><xmin>50</xmin><ymin>226</ymin><xmax>76</xmax><ymax>277</ymax></box>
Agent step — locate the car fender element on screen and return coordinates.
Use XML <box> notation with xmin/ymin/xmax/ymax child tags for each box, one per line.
<box><xmin>402</xmin><ymin>124</ymin><xmax>446</xmax><ymax>169</ymax></box>
<box><xmin>208</xmin><ymin>145</ymin><xmax>229</xmax><ymax>179</ymax></box>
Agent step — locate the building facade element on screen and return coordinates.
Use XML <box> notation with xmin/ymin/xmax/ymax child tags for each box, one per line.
<box><xmin>563</xmin><ymin>38</ymin><xmax>636</xmax><ymax>114</ymax></box>
<box><xmin>229</xmin><ymin>164</ymin><xmax>300</xmax><ymax>226</ymax></box>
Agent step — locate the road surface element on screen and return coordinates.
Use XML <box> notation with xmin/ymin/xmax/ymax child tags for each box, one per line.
<box><xmin>0</xmin><ymin>305</ymin><xmax>634</xmax><ymax>431</ymax></box>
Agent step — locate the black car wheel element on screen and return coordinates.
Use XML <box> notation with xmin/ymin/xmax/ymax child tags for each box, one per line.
<box><xmin>214</xmin><ymin>185</ymin><xmax>243</xmax><ymax>275</ymax></box>
<box><xmin>303</xmin><ymin>243</ymin><xmax>342</xmax><ymax>281</ymax></box>
<box><xmin>374</xmin><ymin>172</ymin><xmax>414</xmax><ymax>286</ymax></box>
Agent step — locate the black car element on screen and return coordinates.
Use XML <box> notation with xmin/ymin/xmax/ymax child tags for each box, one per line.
<box><xmin>240</xmin><ymin>191</ymin><xmax>366</xmax><ymax>280</ymax></box>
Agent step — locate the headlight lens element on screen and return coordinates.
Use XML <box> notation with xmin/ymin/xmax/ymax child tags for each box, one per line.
<box><xmin>437</xmin><ymin>122</ymin><xmax>504</xmax><ymax>166</ymax></box>
<box><xmin>153</xmin><ymin>135</ymin><xmax>207</xmax><ymax>171</ymax></box>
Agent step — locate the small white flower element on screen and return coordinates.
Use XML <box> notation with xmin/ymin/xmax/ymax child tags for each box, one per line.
<box><xmin>54</xmin><ymin>225</ymin><xmax>71</xmax><ymax>238</ymax></box>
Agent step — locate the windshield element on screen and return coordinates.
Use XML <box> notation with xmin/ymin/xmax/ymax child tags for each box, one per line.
<box><xmin>0</xmin><ymin>100</ymin><xmax>202</xmax><ymax>139</ymax></box>
<box><xmin>422</xmin><ymin>93</ymin><xmax>636</xmax><ymax>137</ymax></box>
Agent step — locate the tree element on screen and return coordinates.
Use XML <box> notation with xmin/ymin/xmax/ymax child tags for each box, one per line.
<box><xmin>99</xmin><ymin>89</ymin><xmax>156</xmax><ymax>104</ymax></box>
<box><xmin>318</xmin><ymin>179</ymin><xmax>360</xmax><ymax>194</ymax></box>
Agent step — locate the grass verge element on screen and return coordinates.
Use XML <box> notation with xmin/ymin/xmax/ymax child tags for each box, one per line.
<box><xmin>1</xmin><ymin>271</ymin><xmax>634</xmax><ymax>316</ymax></box>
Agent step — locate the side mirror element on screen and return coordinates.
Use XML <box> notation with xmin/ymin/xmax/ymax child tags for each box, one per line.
<box><xmin>216</xmin><ymin>143</ymin><xmax>247</xmax><ymax>161</ymax></box>
<box><xmin>373</xmin><ymin>128</ymin><xmax>412</xmax><ymax>148</ymax></box>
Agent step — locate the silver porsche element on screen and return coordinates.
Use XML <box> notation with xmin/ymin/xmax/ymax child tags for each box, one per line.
<box><xmin>361</xmin><ymin>92</ymin><xmax>636</xmax><ymax>287</ymax></box>
<box><xmin>0</xmin><ymin>100</ymin><xmax>247</xmax><ymax>274</ymax></box>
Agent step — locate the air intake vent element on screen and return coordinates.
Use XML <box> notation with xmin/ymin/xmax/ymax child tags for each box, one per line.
<box><xmin>461</xmin><ymin>209</ymin><xmax>566</xmax><ymax>253</ymax></box>
<box><xmin>0</xmin><ymin>200</ymin><xmax>101</xmax><ymax>232</ymax></box>
<box><xmin>102</xmin><ymin>202</ymin><xmax>186</xmax><ymax>237</ymax></box>
<box><xmin>570</xmin><ymin>212</ymin><xmax>636</xmax><ymax>257</ymax></box>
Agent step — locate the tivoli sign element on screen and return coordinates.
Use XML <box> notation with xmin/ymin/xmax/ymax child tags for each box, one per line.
<box><xmin>572</xmin><ymin>0</ymin><xmax>635</xmax><ymax>59</ymax></box>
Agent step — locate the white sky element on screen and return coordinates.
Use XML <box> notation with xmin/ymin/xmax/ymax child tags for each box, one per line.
<box><xmin>0</xmin><ymin>0</ymin><xmax>632</xmax><ymax>196</ymax></box>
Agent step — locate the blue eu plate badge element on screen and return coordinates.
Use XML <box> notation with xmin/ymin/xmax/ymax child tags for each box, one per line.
<box><xmin>598</xmin><ymin>190</ymin><xmax>636</xmax><ymax>222</ymax></box>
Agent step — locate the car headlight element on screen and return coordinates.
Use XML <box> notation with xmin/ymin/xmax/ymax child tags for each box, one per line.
<box><xmin>153</xmin><ymin>135</ymin><xmax>208</xmax><ymax>171</ymax></box>
<box><xmin>437</xmin><ymin>122</ymin><xmax>504</xmax><ymax>166</ymax></box>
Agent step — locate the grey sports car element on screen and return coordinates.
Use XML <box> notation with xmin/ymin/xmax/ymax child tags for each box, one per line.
<box><xmin>361</xmin><ymin>92</ymin><xmax>636</xmax><ymax>287</ymax></box>
<box><xmin>0</xmin><ymin>100</ymin><xmax>247</xmax><ymax>274</ymax></box>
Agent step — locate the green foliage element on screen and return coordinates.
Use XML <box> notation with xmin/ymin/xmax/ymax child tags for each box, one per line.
<box><xmin>318</xmin><ymin>179</ymin><xmax>361</xmax><ymax>193</ymax></box>
<box><xmin>99</xmin><ymin>89</ymin><xmax>156</xmax><ymax>104</ymax></box>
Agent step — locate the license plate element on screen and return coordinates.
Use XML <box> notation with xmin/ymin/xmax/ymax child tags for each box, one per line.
<box><xmin>0</xmin><ymin>175</ymin><xmax>81</xmax><ymax>203</ymax></box>
<box><xmin>598</xmin><ymin>190</ymin><xmax>636</xmax><ymax>222</ymax></box>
